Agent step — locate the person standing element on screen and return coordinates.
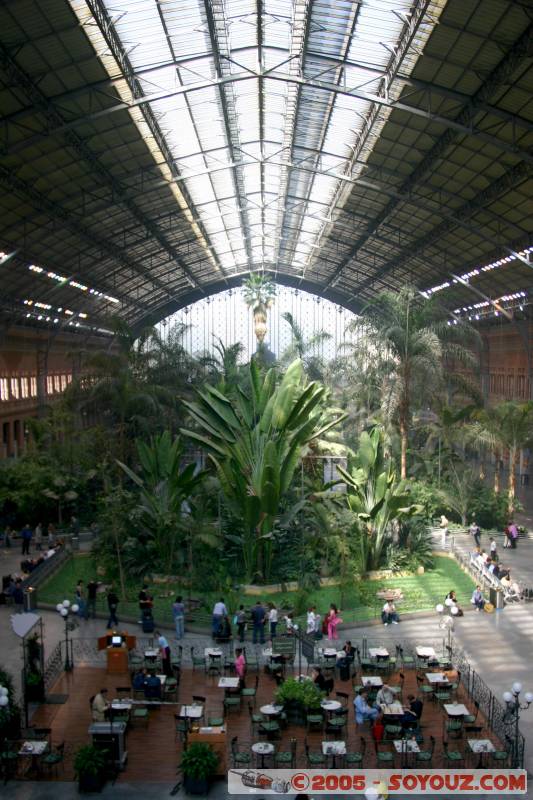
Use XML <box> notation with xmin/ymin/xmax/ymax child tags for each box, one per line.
<box><xmin>327</xmin><ymin>604</ymin><xmax>342</xmax><ymax>639</ymax></box>
<box><xmin>87</xmin><ymin>578</ymin><xmax>98</xmax><ymax>619</ymax></box>
<box><xmin>508</xmin><ymin>521</ymin><xmax>519</xmax><ymax>549</ymax></box>
<box><xmin>235</xmin><ymin>605</ymin><xmax>246</xmax><ymax>642</ymax></box>
<box><xmin>251</xmin><ymin>600</ymin><xmax>266</xmax><ymax>645</ymax></box>
<box><xmin>268</xmin><ymin>602</ymin><xmax>278</xmax><ymax>640</ymax></box>
<box><xmin>47</xmin><ymin>523</ymin><xmax>56</xmax><ymax>548</ymax></box>
<box><xmin>306</xmin><ymin>606</ymin><xmax>317</xmax><ymax>635</ymax></box>
<box><xmin>156</xmin><ymin>630</ymin><xmax>172</xmax><ymax>676</ymax></box>
<box><xmin>469</xmin><ymin>519</ymin><xmax>481</xmax><ymax>548</ymax></box>
<box><xmin>234</xmin><ymin>647</ymin><xmax>246</xmax><ymax>688</ymax></box>
<box><xmin>13</xmin><ymin>579</ymin><xmax>24</xmax><ymax>613</ymax></box>
<box><xmin>138</xmin><ymin>583</ymin><xmax>150</xmax><ymax>623</ymax></box>
<box><xmin>212</xmin><ymin>597</ymin><xmax>227</xmax><ymax>636</ymax></box>
<box><xmin>3</xmin><ymin>525</ymin><xmax>12</xmax><ymax>548</ymax></box>
<box><xmin>172</xmin><ymin>595</ymin><xmax>185</xmax><ymax>640</ymax></box>
<box><xmin>34</xmin><ymin>522</ymin><xmax>43</xmax><ymax>552</ymax></box>
<box><xmin>106</xmin><ymin>587</ymin><xmax>119</xmax><ymax>628</ymax></box>
<box><xmin>21</xmin><ymin>523</ymin><xmax>32</xmax><ymax>555</ymax></box>
<box><xmin>75</xmin><ymin>580</ymin><xmax>88</xmax><ymax>619</ymax></box>
<box><xmin>489</xmin><ymin>537</ymin><xmax>497</xmax><ymax>561</ymax></box>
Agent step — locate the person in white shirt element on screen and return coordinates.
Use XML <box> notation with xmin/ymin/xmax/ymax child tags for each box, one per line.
<box><xmin>376</xmin><ymin>684</ymin><xmax>395</xmax><ymax>707</ymax></box>
<box><xmin>381</xmin><ymin>601</ymin><xmax>399</xmax><ymax>625</ymax></box>
<box><xmin>268</xmin><ymin>603</ymin><xmax>278</xmax><ymax>639</ymax></box>
<box><xmin>212</xmin><ymin>598</ymin><xmax>227</xmax><ymax>636</ymax></box>
<box><xmin>306</xmin><ymin>606</ymin><xmax>317</xmax><ymax>635</ymax></box>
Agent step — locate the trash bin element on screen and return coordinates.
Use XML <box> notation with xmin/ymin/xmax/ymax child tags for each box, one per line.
<box><xmin>489</xmin><ymin>587</ymin><xmax>504</xmax><ymax>609</ymax></box>
<box><xmin>23</xmin><ymin>587</ymin><xmax>37</xmax><ymax>611</ymax></box>
<box><xmin>71</xmin><ymin>535</ymin><xmax>80</xmax><ymax>551</ymax></box>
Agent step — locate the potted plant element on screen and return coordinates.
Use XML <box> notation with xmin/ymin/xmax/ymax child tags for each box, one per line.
<box><xmin>181</xmin><ymin>742</ymin><xmax>219</xmax><ymax>795</ymax></box>
<box><xmin>24</xmin><ymin>670</ymin><xmax>45</xmax><ymax>702</ymax></box>
<box><xmin>74</xmin><ymin>744</ymin><xmax>108</xmax><ymax>793</ymax></box>
<box><xmin>275</xmin><ymin>677</ymin><xmax>324</xmax><ymax>725</ymax></box>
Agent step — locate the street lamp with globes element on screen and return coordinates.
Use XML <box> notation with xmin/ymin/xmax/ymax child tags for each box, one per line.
<box><xmin>502</xmin><ymin>682</ymin><xmax>533</xmax><ymax>768</ymax></box>
<box><xmin>56</xmin><ymin>599</ymin><xmax>78</xmax><ymax>672</ymax></box>
<box><xmin>435</xmin><ymin>602</ymin><xmax>459</xmax><ymax>654</ymax></box>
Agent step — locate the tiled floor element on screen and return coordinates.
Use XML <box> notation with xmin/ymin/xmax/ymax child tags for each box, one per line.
<box><xmin>24</xmin><ymin>660</ymin><xmax>505</xmax><ymax>783</ymax></box>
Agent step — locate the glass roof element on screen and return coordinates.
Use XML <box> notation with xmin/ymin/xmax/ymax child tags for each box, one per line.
<box><xmin>84</xmin><ymin>0</ymin><xmax>444</xmax><ymax>278</ymax></box>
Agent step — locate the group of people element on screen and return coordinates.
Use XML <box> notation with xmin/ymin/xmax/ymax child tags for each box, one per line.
<box><xmin>2</xmin><ymin>521</ymin><xmax>60</xmax><ymax>554</ymax></box>
<box><xmin>470</xmin><ymin>518</ymin><xmax>520</xmax><ymax>550</ymax></box>
<box><xmin>354</xmin><ymin>684</ymin><xmax>423</xmax><ymax>734</ymax></box>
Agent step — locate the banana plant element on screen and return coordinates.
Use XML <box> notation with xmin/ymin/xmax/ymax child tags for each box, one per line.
<box><xmin>336</xmin><ymin>425</ymin><xmax>422</xmax><ymax>571</ymax></box>
<box><xmin>180</xmin><ymin>358</ymin><xmax>346</xmax><ymax>581</ymax></box>
<box><xmin>117</xmin><ymin>431</ymin><xmax>206</xmax><ymax>571</ymax></box>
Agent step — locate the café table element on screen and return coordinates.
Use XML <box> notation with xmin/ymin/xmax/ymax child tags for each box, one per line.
<box><xmin>362</xmin><ymin>676</ymin><xmax>383</xmax><ymax>688</ymax></box>
<box><xmin>144</xmin><ymin>649</ymin><xmax>159</xmax><ymax>660</ymax></box>
<box><xmin>468</xmin><ymin>739</ymin><xmax>495</xmax><ymax>767</ymax></box>
<box><xmin>252</xmin><ymin>741</ymin><xmax>274</xmax><ymax>768</ymax></box>
<box><xmin>156</xmin><ymin>674</ymin><xmax>167</xmax><ymax>687</ymax></box>
<box><xmin>416</xmin><ymin>646</ymin><xmax>435</xmax><ymax>660</ymax></box>
<box><xmin>444</xmin><ymin>703</ymin><xmax>470</xmax><ymax>717</ymax></box>
<box><xmin>369</xmin><ymin>647</ymin><xmax>389</xmax><ymax>660</ymax></box>
<box><xmin>320</xmin><ymin>648</ymin><xmax>338</xmax><ymax>657</ymax></box>
<box><xmin>381</xmin><ymin>703</ymin><xmax>404</xmax><ymax>716</ymax></box>
<box><xmin>260</xmin><ymin>704</ymin><xmax>283</xmax><ymax>717</ymax></box>
<box><xmin>180</xmin><ymin>704</ymin><xmax>204</xmax><ymax>719</ymax></box>
<box><xmin>394</xmin><ymin>738</ymin><xmax>419</xmax><ymax>766</ymax></box>
<box><xmin>321</xmin><ymin>699</ymin><xmax>341</xmax><ymax>717</ymax></box>
<box><xmin>322</xmin><ymin>740</ymin><xmax>346</xmax><ymax>768</ymax></box>
<box><xmin>425</xmin><ymin>672</ymin><xmax>449</xmax><ymax>685</ymax></box>
<box><xmin>218</xmin><ymin>677</ymin><xmax>240</xmax><ymax>689</ymax></box>
<box><xmin>204</xmin><ymin>648</ymin><xmax>223</xmax><ymax>658</ymax></box>
<box><xmin>18</xmin><ymin>740</ymin><xmax>48</xmax><ymax>776</ymax></box>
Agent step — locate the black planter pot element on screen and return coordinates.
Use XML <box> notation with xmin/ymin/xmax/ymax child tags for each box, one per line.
<box><xmin>25</xmin><ymin>679</ymin><xmax>45</xmax><ymax>702</ymax></box>
<box><xmin>184</xmin><ymin>776</ymin><xmax>209</xmax><ymax>795</ymax></box>
<box><xmin>78</xmin><ymin>773</ymin><xmax>105</xmax><ymax>793</ymax></box>
<box><xmin>285</xmin><ymin>699</ymin><xmax>306</xmax><ymax>726</ymax></box>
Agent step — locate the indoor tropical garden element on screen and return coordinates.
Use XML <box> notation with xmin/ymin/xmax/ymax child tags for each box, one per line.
<box><xmin>2</xmin><ymin>278</ymin><xmax>526</xmax><ymax>628</ymax></box>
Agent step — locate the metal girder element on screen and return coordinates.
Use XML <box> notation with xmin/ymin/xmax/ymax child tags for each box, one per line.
<box><xmin>297</xmin><ymin>0</ymin><xmax>430</xmax><ymax>279</ymax></box>
<box><xmin>15</xmin><ymin>56</ymin><xmax>533</xmax><ymax>167</ymax></box>
<box><xmin>83</xmin><ymin>0</ymin><xmax>224</xmax><ymax>282</ymax></box>
<box><xmin>353</xmin><ymin>158</ymin><xmax>533</xmax><ymax>297</ymax></box>
<box><xmin>0</xmin><ymin>163</ymin><xmax>182</xmax><ymax>304</ymax></box>
<box><xmin>323</xmin><ymin>21</ymin><xmax>533</xmax><ymax>292</ymax></box>
<box><xmin>0</xmin><ymin>40</ymin><xmax>202</xmax><ymax>292</ymax></box>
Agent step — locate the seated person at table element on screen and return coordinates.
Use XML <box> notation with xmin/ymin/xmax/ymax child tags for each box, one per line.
<box><xmin>145</xmin><ymin>673</ymin><xmax>162</xmax><ymax>700</ymax></box>
<box><xmin>92</xmin><ymin>688</ymin><xmax>110</xmax><ymax>722</ymax></box>
<box><xmin>381</xmin><ymin>600</ymin><xmax>399</xmax><ymax>625</ymax></box>
<box><xmin>401</xmin><ymin>694</ymin><xmax>423</xmax><ymax>728</ymax></box>
<box><xmin>375</xmin><ymin>684</ymin><xmax>395</xmax><ymax>707</ymax></box>
<box><xmin>311</xmin><ymin>666</ymin><xmax>327</xmax><ymax>691</ymax></box>
<box><xmin>234</xmin><ymin>648</ymin><xmax>246</xmax><ymax>688</ymax></box>
<box><xmin>354</xmin><ymin>688</ymin><xmax>379</xmax><ymax>724</ymax></box>
<box><xmin>337</xmin><ymin>640</ymin><xmax>355</xmax><ymax>667</ymax></box>
<box><xmin>133</xmin><ymin>668</ymin><xmax>148</xmax><ymax>691</ymax></box>
<box><xmin>471</xmin><ymin>585</ymin><xmax>485</xmax><ymax>611</ymax></box>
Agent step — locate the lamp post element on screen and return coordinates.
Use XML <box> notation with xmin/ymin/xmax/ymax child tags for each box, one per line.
<box><xmin>503</xmin><ymin>682</ymin><xmax>533</xmax><ymax>768</ymax></box>
<box><xmin>435</xmin><ymin>602</ymin><xmax>458</xmax><ymax>655</ymax></box>
<box><xmin>56</xmin><ymin>599</ymin><xmax>78</xmax><ymax>672</ymax></box>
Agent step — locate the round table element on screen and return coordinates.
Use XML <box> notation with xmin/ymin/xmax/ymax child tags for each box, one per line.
<box><xmin>321</xmin><ymin>700</ymin><xmax>341</xmax><ymax>714</ymax></box>
<box><xmin>260</xmin><ymin>704</ymin><xmax>283</xmax><ymax>716</ymax></box>
<box><xmin>252</xmin><ymin>741</ymin><xmax>274</xmax><ymax>767</ymax></box>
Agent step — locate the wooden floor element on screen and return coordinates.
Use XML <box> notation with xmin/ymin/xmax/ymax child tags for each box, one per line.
<box><xmin>27</xmin><ymin>663</ymin><xmax>504</xmax><ymax>783</ymax></box>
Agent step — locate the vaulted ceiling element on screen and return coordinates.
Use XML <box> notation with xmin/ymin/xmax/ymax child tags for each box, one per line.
<box><xmin>1</xmin><ymin>0</ymin><xmax>533</xmax><ymax>338</ymax></box>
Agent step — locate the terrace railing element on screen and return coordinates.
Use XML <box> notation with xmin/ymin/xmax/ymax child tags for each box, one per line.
<box><xmin>20</xmin><ymin>547</ymin><xmax>69</xmax><ymax>591</ymax></box>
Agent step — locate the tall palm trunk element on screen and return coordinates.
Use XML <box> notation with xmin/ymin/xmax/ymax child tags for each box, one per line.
<box><xmin>494</xmin><ymin>448</ymin><xmax>500</xmax><ymax>493</ymax></box>
<box><xmin>508</xmin><ymin>446</ymin><xmax>518</xmax><ymax>515</ymax></box>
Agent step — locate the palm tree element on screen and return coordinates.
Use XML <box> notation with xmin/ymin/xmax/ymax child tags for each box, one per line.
<box><xmin>469</xmin><ymin>401</ymin><xmax>533</xmax><ymax>514</ymax></box>
<box><xmin>280</xmin><ymin>312</ymin><xmax>332</xmax><ymax>381</ymax></box>
<box><xmin>242</xmin><ymin>273</ymin><xmax>276</xmax><ymax>344</ymax></box>
<box><xmin>347</xmin><ymin>286</ymin><xmax>480</xmax><ymax>479</ymax></box>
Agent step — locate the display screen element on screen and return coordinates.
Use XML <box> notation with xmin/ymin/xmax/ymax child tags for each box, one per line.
<box><xmin>111</xmin><ymin>635</ymin><xmax>122</xmax><ymax>646</ymax></box>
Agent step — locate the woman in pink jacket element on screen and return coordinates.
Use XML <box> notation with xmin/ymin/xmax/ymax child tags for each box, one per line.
<box><xmin>327</xmin><ymin>603</ymin><xmax>342</xmax><ymax>640</ymax></box>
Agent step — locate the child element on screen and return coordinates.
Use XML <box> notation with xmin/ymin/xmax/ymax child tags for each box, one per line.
<box><xmin>489</xmin><ymin>537</ymin><xmax>497</xmax><ymax>561</ymax></box>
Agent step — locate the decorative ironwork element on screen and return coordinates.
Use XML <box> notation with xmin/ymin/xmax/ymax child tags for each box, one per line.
<box><xmin>43</xmin><ymin>641</ymin><xmax>63</xmax><ymax>692</ymax></box>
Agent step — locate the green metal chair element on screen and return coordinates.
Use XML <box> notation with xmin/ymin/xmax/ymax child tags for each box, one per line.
<box><xmin>396</xmin><ymin>645</ymin><xmax>415</xmax><ymax>668</ymax></box>
<box><xmin>223</xmin><ymin>694</ymin><xmax>241</xmax><ymax>715</ymax></box>
<box><xmin>344</xmin><ymin>737</ymin><xmax>366</xmax><ymax>766</ymax></box>
<box><xmin>463</xmin><ymin>701</ymin><xmax>479</xmax><ymax>725</ymax></box>
<box><xmin>491</xmin><ymin>748</ymin><xmax>510</xmax><ymax>767</ymax></box>
<box><xmin>384</xmin><ymin>723</ymin><xmax>403</xmax><ymax>740</ymax></box>
<box><xmin>174</xmin><ymin>716</ymin><xmax>188</xmax><ymax>742</ymax></box>
<box><xmin>375</xmin><ymin>742</ymin><xmax>394</xmax><ymax>766</ymax></box>
<box><xmin>306</xmin><ymin>712</ymin><xmax>324</xmax><ymax>732</ymax></box>
<box><xmin>164</xmin><ymin>677</ymin><xmax>178</xmax><ymax>701</ymax></box>
<box><xmin>415</xmin><ymin>735</ymin><xmax>435</xmax><ymax>766</ymax></box>
<box><xmin>42</xmin><ymin>742</ymin><xmax>65</xmax><ymax>776</ymax></box>
<box><xmin>190</xmin><ymin>647</ymin><xmax>206</xmax><ymax>671</ymax></box>
<box><xmin>132</xmin><ymin>706</ymin><xmax>149</xmax><ymax>728</ymax></box>
<box><xmin>443</xmin><ymin>741</ymin><xmax>464</xmax><ymax>767</ymax></box>
<box><xmin>241</xmin><ymin>675</ymin><xmax>259</xmax><ymax>705</ymax></box>
<box><xmin>325</xmin><ymin>716</ymin><xmax>347</xmax><ymax>740</ymax></box>
<box><xmin>259</xmin><ymin>720</ymin><xmax>281</xmax><ymax>739</ymax></box>
<box><xmin>274</xmin><ymin>738</ymin><xmax>297</xmax><ymax>768</ymax></box>
<box><xmin>305</xmin><ymin>740</ymin><xmax>326</xmax><ymax>767</ymax></box>
<box><xmin>231</xmin><ymin>736</ymin><xmax>251</xmax><ymax>768</ymax></box>
<box><xmin>248</xmin><ymin>704</ymin><xmax>264</xmax><ymax>735</ymax></box>
<box><xmin>445</xmin><ymin>719</ymin><xmax>463</xmax><ymax>739</ymax></box>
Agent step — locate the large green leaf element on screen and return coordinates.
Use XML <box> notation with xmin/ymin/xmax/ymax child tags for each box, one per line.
<box><xmin>179</xmin><ymin>429</ymin><xmax>227</xmax><ymax>456</ymax></box>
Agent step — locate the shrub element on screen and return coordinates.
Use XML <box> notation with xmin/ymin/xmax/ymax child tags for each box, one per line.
<box><xmin>181</xmin><ymin>742</ymin><xmax>219</xmax><ymax>780</ymax></box>
<box><xmin>275</xmin><ymin>677</ymin><xmax>325</xmax><ymax>710</ymax></box>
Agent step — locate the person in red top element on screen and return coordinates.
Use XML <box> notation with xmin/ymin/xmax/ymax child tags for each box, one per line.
<box><xmin>234</xmin><ymin>648</ymin><xmax>246</xmax><ymax>688</ymax></box>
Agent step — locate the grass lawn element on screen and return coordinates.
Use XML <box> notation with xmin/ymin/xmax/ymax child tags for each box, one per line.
<box><xmin>38</xmin><ymin>554</ymin><xmax>474</xmax><ymax>629</ymax></box>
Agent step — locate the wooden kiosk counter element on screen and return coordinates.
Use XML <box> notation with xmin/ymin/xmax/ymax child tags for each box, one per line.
<box><xmin>97</xmin><ymin>632</ymin><xmax>137</xmax><ymax>674</ymax></box>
